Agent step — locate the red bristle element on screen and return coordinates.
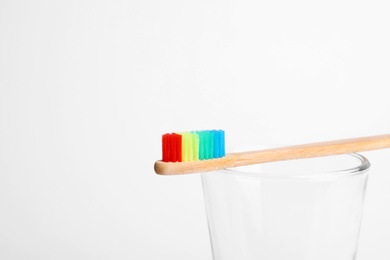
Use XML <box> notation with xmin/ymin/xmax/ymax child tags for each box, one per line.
<box><xmin>162</xmin><ymin>133</ymin><xmax>183</xmax><ymax>163</ymax></box>
<box><xmin>174</xmin><ymin>133</ymin><xmax>181</xmax><ymax>162</ymax></box>
<box><xmin>165</xmin><ymin>134</ymin><xmax>172</xmax><ymax>162</ymax></box>
<box><xmin>170</xmin><ymin>135</ymin><xmax>175</xmax><ymax>162</ymax></box>
<box><xmin>169</xmin><ymin>134</ymin><xmax>175</xmax><ymax>162</ymax></box>
<box><xmin>169</xmin><ymin>134</ymin><xmax>173</xmax><ymax>162</ymax></box>
<box><xmin>177</xmin><ymin>134</ymin><xmax>182</xmax><ymax>162</ymax></box>
<box><xmin>171</xmin><ymin>133</ymin><xmax>177</xmax><ymax>162</ymax></box>
<box><xmin>162</xmin><ymin>134</ymin><xmax>170</xmax><ymax>162</ymax></box>
<box><xmin>161</xmin><ymin>134</ymin><xmax>167</xmax><ymax>162</ymax></box>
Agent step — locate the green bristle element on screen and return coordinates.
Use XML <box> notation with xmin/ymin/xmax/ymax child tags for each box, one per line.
<box><xmin>198</xmin><ymin>131</ymin><xmax>205</xmax><ymax>160</ymax></box>
<box><xmin>204</xmin><ymin>131</ymin><xmax>210</xmax><ymax>160</ymax></box>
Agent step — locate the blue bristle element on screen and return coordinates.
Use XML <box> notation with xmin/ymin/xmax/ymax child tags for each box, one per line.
<box><xmin>219</xmin><ymin>130</ymin><xmax>225</xmax><ymax>157</ymax></box>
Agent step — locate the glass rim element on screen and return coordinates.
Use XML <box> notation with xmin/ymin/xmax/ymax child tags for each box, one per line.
<box><xmin>217</xmin><ymin>153</ymin><xmax>371</xmax><ymax>180</ymax></box>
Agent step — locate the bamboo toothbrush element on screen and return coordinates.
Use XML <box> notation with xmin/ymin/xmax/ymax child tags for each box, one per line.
<box><xmin>154</xmin><ymin>131</ymin><xmax>390</xmax><ymax>175</ymax></box>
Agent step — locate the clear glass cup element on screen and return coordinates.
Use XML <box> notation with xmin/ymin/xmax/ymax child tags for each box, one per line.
<box><xmin>201</xmin><ymin>152</ymin><xmax>370</xmax><ymax>260</ymax></box>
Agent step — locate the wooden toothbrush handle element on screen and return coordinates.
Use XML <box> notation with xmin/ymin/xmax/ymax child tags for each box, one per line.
<box><xmin>232</xmin><ymin>134</ymin><xmax>390</xmax><ymax>167</ymax></box>
<box><xmin>154</xmin><ymin>134</ymin><xmax>390</xmax><ymax>175</ymax></box>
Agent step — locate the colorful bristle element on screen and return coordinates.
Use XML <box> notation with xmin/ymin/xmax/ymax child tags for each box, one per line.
<box><xmin>162</xmin><ymin>130</ymin><xmax>225</xmax><ymax>162</ymax></box>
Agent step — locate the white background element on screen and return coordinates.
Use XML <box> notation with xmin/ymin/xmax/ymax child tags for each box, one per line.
<box><xmin>1</xmin><ymin>0</ymin><xmax>389</xmax><ymax>259</ymax></box>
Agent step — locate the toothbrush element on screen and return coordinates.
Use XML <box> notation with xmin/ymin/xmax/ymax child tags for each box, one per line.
<box><xmin>154</xmin><ymin>131</ymin><xmax>390</xmax><ymax>175</ymax></box>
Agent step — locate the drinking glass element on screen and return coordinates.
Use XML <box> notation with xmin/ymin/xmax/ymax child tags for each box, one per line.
<box><xmin>201</xmin><ymin>152</ymin><xmax>370</xmax><ymax>260</ymax></box>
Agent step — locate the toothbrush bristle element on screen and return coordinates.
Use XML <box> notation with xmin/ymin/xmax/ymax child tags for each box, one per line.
<box><xmin>162</xmin><ymin>130</ymin><xmax>225</xmax><ymax>162</ymax></box>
